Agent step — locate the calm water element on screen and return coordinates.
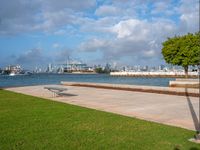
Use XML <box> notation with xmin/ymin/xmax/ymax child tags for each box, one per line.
<box><xmin>0</xmin><ymin>73</ymin><xmax>174</xmax><ymax>88</ymax></box>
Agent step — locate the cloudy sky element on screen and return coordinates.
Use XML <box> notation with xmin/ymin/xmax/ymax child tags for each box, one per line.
<box><xmin>0</xmin><ymin>0</ymin><xmax>199</xmax><ymax>69</ymax></box>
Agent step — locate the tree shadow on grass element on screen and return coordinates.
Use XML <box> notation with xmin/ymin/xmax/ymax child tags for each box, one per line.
<box><xmin>185</xmin><ymin>87</ymin><xmax>199</xmax><ymax>133</ymax></box>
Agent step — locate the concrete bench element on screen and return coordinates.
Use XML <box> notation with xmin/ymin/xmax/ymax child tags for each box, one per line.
<box><xmin>44</xmin><ymin>87</ymin><xmax>68</xmax><ymax>97</ymax></box>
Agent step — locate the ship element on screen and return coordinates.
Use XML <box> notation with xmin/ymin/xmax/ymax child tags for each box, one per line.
<box><xmin>2</xmin><ymin>65</ymin><xmax>32</xmax><ymax>76</ymax></box>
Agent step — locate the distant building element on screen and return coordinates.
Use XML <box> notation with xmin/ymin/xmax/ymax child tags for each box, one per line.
<box><xmin>4</xmin><ymin>65</ymin><xmax>22</xmax><ymax>75</ymax></box>
<box><xmin>104</xmin><ymin>63</ymin><xmax>111</xmax><ymax>72</ymax></box>
<box><xmin>140</xmin><ymin>66</ymin><xmax>148</xmax><ymax>72</ymax></box>
<box><xmin>61</xmin><ymin>61</ymin><xmax>93</xmax><ymax>73</ymax></box>
<box><xmin>112</xmin><ymin>62</ymin><xmax>118</xmax><ymax>71</ymax></box>
<box><xmin>57</xmin><ymin>66</ymin><xmax>64</xmax><ymax>74</ymax></box>
<box><xmin>34</xmin><ymin>67</ymin><xmax>42</xmax><ymax>73</ymax></box>
<box><xmin>158</xmin><ymin>65</ymin><xmax>165</xmax><ymax>71</ymax></box>
<box><xmin>46</xmin><ymin>63</ymin><xmax>53</xmax><ymax>73</ymax></box>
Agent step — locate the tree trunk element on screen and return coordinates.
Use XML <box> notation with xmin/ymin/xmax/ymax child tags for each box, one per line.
<box><xmin>184</xmin><ymin>66</ymin><xmax>188</xmax><ymax>78</ymax></box>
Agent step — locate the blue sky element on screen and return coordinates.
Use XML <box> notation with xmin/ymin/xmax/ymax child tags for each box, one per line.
<box><xmin>0</xmin><ymin>0</ymin><xmax>198</xmax><ymax>69</ymax></box>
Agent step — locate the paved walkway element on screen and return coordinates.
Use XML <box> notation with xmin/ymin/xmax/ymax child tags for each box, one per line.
<box><xmin>5</xmin><ymin>85</ymin><xmax>200</xmax><ymax>131</ymax></box>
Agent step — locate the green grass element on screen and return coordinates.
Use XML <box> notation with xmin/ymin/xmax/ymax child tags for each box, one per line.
<box><xmin>0</xmin><ymin>90</ymin><xmax>199</xmax><ymax>150</ymax></box>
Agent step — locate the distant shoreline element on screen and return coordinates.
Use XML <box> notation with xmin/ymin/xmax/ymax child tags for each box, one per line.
<box><xmin>110</xmin><ymin>71</ymin><xmax>198</xmax><ymax>78</ymax></box>
<box><xmin>70</xmin><ymin>72</ymin><xmax>97</xmax><ymax>74</ymax></box>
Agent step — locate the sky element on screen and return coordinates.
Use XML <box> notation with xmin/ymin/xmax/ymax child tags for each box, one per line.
<box><xmin>0</xmin><ymin>0</ymin><xmax>199</xmax><ymax>69</ymax></box>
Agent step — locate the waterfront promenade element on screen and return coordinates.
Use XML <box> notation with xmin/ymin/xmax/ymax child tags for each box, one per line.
<box><xmin>5</xmin><ymin>84</ymin><xmax>199</xmax><ymax>131</ymax></box>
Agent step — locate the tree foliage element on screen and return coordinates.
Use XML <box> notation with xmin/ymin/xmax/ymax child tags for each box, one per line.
<box><xmin>95</xmin><ymin>67</ymin><xmax>110</xmax><ymax>74</ymax></box>
<box><xmin>162</xmin><ymin>32</ymin><xmax>200</xmax><ymax>76</ymax></box>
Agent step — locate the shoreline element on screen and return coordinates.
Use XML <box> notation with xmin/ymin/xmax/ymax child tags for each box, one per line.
<box><xmin>110</xmin><ymin>71</ymin><xmax>198</xmax><ymax>78</ymax></box>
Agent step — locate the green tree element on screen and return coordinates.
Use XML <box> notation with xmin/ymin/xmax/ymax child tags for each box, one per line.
<box><xmin>162</xmin><ymin>32</ymin><xmax>200</xmax><ymax>78</ymax></box>
<box><xmin>95</xmin><ymin>67</ymin><xmax>111</xmax><ymax>74</ymax></box>
<box><xmin>95</xmin><ymin>67</ymin><xmax>105</xmax><ymax>73</ymax></box>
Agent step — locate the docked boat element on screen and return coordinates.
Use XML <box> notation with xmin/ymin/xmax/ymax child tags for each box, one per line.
<box><xmin>1</xmin><ymin>65</ymin><xmax>32</xmax><ymax>76</ymax></box>
<box><xmin>9</xmin><ymin>72</ymin><xmax>16</xmax><ymax>76</ymax></box>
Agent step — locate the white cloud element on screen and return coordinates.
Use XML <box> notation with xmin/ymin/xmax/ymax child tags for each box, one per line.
<box><xmin>80</xmin><ymin>16</ymin><xmax>119</xmax><ymax>33</ymax></box>
<box><xmin>52</xmin><ymin>43</ymin><xmax>61</xmax><ymax>48</ymax></box>
<box><xmin>79</xmin><ymin>38</ymin><xmax>108</xmax><ymax>52</ymax></box>
<box><xmin>0</xmin><ymin>0</ymin><xmax>96</xmax><ymax>34</ymax></box>
<box><xmin>95</xmin><ymin>5</ymin><xmax>121</xmax><ymax>16</ymax></box>
<box><xmin>40</xmin><ymin>0</ymin><xmax>96</xmax><ymax>11</ymax></box>
<box><xmin>177</xmin><ymin>0</ymin><xmax>199</xmax><ymax>34</ymax></box>
<box><xmin>151</xmin><ymin>1</ymin><xmax>175</xmax><ymax>16</ymax></box>
<box><xmin>78</xmin><ymin>16</ymin><xmax>178</xmax><ymax>65</ymax></box>
<box><xmin>143</xmin><ymin>50</ymin><xmax>156</xmax><ymax>57</ymax></box>
<box><xmin>54</xmin><ymin>48</ymin><xmax>72</xmax><ymax>63</ymax></box>
<box><xmin>0</xmin><ymin>0</ymin><xmax>199</xmax><ymax>67</ymax></box>
<box><xmin>112</xmin><ymin>19</ymin><xmax>149</xmax><ymax>40</ymax></box>
<box><xmin>12</xmin><ymin>47</ymin><xmax>74</xmax><ymax>69</ymax></box>
<box><xmin>32</xmin><ymin>10</ymin><xmax>79</xmax><ymax>33</ymax></box>
<box><xmin>54</xmin><ymin>29</ymin><xmax>66</xmax><ymax>35</ymax></box>
<box><xmin>15</xmin><ymin>48</ymin><xmax>50</xmax><ymax>69</ymax></box>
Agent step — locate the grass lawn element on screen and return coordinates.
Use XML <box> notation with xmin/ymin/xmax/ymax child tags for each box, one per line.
<box><xmin>0</xmin><ymin>90</ymin><xmax>199</xmax><ymax>150</ymax></box>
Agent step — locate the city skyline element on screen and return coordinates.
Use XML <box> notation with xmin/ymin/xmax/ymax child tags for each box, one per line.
<box><xmin>0</xmin><ymin>0</ymin><xmax>199</xmax><ymax>69</ymax></box>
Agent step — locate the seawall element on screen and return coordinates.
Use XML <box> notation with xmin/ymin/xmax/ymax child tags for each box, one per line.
<box><xmin>110</xmin><ymin>71</ymin><xmax>198</xmax><ymax>78</ymax></box>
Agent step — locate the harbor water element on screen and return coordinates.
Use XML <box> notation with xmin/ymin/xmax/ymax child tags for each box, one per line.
<box><xmin>0</xmin><ymin>73</ymin><xmax>175</xmax><ymax>88</ymax></box>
